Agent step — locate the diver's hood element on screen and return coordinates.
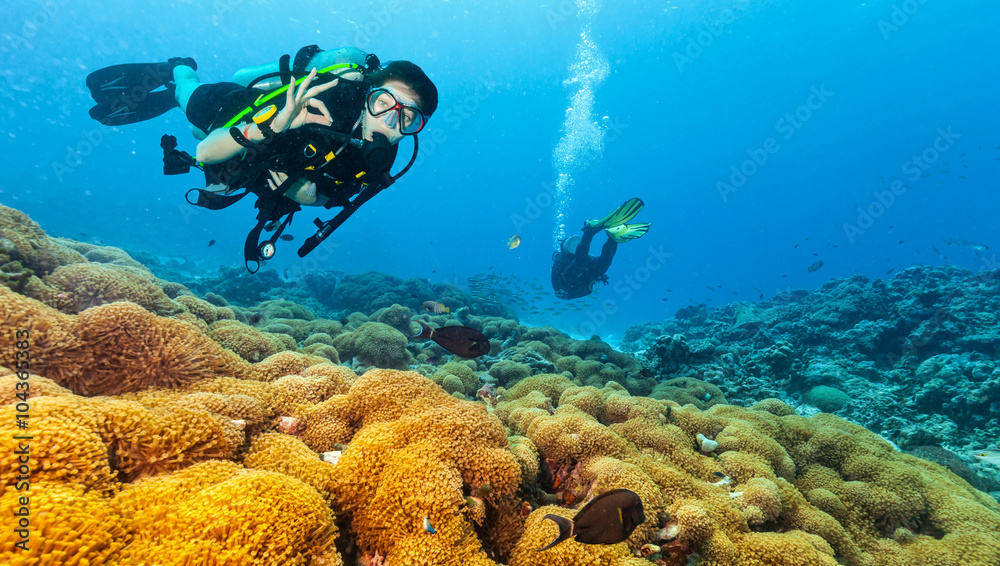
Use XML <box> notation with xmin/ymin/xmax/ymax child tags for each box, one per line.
<box><xmin>562</xmin><ymin>235</ymin><xmax>581</xmax><ymax>255</ymax></box>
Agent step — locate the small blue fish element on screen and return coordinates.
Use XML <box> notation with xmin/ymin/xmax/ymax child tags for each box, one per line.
<box><xmin>423</xmin><ymin>516</ymin><xmax>436</xmax><ymax>534</ymax></box>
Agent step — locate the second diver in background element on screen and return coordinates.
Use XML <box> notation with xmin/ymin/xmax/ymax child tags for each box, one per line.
<box><xmin>550</xmin><ymin>198</ymin><xmax>650</xmax><ymax>300</ymax></box>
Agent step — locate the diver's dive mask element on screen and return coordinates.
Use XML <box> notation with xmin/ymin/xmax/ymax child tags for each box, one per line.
<box><xmin>366</xmin><ymin>88</ymin><xmax>426</xmax><ymax>135</ymax></box>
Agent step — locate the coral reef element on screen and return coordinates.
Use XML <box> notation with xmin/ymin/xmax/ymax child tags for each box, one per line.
<box><xmin>3</xmin><ymin>206</ymin><xmax>1000</xmax><ymax>565</ymax></box>
<box><xmin>627</xmin><ymin>266</ymin><xmax>1000</xmax><ymax>493</ymax></box>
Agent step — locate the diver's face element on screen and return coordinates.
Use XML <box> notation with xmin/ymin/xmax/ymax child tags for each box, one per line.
<box><xmin>361</xmin><ymin>80</ymin><xmax>423</xmax><ymax>144</ymax></box>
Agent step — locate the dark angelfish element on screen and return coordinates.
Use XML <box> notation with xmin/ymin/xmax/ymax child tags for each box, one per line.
<box><xmin>411</xmin><ymin>321</ymin><xmax>490</xmax><ymax>358</ymax></box>
<box><xmin>536</xmin><ymin>488</ymin><xmax>645</xmax><ymax>552</ymax></box>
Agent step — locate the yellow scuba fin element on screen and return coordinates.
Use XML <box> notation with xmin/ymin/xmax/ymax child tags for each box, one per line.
<box><xmin>585</xmin><ymin>198</ymin><xmax>644</xmax><ymax>229</ymax></box>
<box><xmin>606</xmin><ymin>223</ymin><xmax>650</xmax><ymax>243</ymax></box>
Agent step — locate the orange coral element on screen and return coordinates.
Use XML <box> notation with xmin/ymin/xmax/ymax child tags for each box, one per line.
<box><xmin>0</xmin><ymin>396</ymin><xmax>119</xmax><ymax>494</ymax></box>
<box><xmin>326</xmin><ymin>370</ymin><xmax>523</xmax><ymax>564</ymax></box>
<box><xmin>115</xmin><ymin>463</ymin><xmax>340</xmax><ymax>565</ymax></box>
<box><xmin>0</xmin><ymin>373</ymin><xmax>73</xmax><ymax>403</ymax></box>
<box><xmin>0</xmin><ymin>289</ymin><xmax>253</xmax><ymax>395</ymax></box>
<box><xmin>249</xmin><ymin>350</ymin><xmax>328</xmax><ymax>382</ymax></box>
<box><xmin>44</xmin><ymin>262</ymin><xmax>173</xmax><ymax>314</ymax></box>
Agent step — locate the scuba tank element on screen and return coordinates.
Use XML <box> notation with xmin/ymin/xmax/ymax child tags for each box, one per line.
<box><xmin>232</xmin><ymin>46</ymin><xmax>370</xmax><ymax>92</ymax></box>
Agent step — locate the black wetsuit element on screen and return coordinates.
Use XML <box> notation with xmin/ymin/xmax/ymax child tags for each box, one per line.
<box><xmin>550</xmin><ymin>226</ymin><xmax>618</xmax><ymax>300</ymax></box>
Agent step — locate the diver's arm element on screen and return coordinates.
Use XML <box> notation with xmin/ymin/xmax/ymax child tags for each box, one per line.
<box><xmin>195</xmin><ymin>71</ymin><xmax>337</xmax><ymax>164</ymax></box>
<box><xmin>194</xmin><ymin>122</ymin><xmax>260</xmax><ymax>164</ymax></box>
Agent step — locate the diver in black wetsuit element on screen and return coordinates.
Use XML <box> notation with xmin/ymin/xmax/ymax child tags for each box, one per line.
<box><xmin>85</xmin><ymin>46</ymin><xmax>438</xmax><ymax>271</ymax></box>
<box><xmin>551</xmin><ymin>198</ymin><xmax>650</xmax><ymax>300</ymax></box>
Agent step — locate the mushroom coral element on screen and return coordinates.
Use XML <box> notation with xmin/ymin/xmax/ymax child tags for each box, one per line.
<box><xmin>0</xmin><ymin>204</ymin><xmax>86</xmax><ymax>277</ymax></box>
<box><xmin>114</xmin><ymin>462</ymin><xmax>341</xmax><ymax>565</ymax></box>
<box><xmin>320</xmin><ymin>369</ymin><xmax>525</xmax><ymax>564</ymax></box>
<box><xmin>0</xmin><ymin>288</ymin><xmax>253</xmax><ymax>395</ymax></box>
<box><xmin>507</xmin><ymin>506</ymin><xmax>648</xmax><ymax>566</ymax></box>
<box><xmin>43</xmin><ymin>262</ymin><xmax>174</xmax><ymax>314</ymax></box>
<box><xmin>0</xmin><ymin>482</ymin><xmax>128</xmax><ymax>564</ymax></box>
<box><xmin>494</xmin><ymin>375</ymin><xmax>1000</xmax><ymax>566</ymax></box>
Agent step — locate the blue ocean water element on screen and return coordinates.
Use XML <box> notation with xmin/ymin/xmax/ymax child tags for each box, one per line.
<box><xmin>1</xmin><ymin>0</ymin><xmax>998</xmax><ymax>339</ymax></box>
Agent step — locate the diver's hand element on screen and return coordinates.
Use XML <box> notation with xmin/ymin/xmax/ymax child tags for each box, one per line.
<box><xmin>270</xmin><ymin>69</ymin><xmax>337</xmax><ymax>133</ymax></box>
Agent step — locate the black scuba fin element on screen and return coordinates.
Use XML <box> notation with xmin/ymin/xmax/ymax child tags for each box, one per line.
<box><xmin>86</xmin><ymin>58</ymin><xmax>196</xmax><ymax>126</ymax></box>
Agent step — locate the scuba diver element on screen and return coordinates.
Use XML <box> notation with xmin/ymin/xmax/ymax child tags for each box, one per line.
<box><xmin>85</xmin><ymin>46</ymin><xmax>438</xmax><ymax>271</ymax></box>
<box><xmin>551</xmin><ymin>198</ymin><xmax>650</xmax><ymax>300</ymax></box>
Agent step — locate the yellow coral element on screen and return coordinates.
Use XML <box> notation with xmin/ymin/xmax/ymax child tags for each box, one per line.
<box><xmin>117</xmin><ymin>466</ymin><xmax>340</xmax><ymax>565</ymax></box>
<box><xmin>250</xmin><ymin>350</ymin><xmax>328</xmax><ymax>382</ymax></box>
<box><xmin>521</xmin><ymin>405</ymin><xmax>632</xmax><ymax>463</ymax></box>
<box><xmin>173</xmin><ymin>293</ymin><xmax>235</xmax><ymax>324</ymax></box>
<box><xmin>505</xmin><ymin>373</ymin><xmax>576</xmax><ymax>402</ymax></box>
<box><xmin>0</xmin><ymin>205</ymin><xmax>86</xmax><ymax>276</ymax></box>
<box><xmin>0</xmin><ymin>373</ymin><xmax>73</xmax><ymax>403</ymax></box>
<box><xmin>328</xmin><ymin>370</ymin><xmax>524</xmax><ymax>564</ymax></box>
<box><xmin>0</xmin><ymin>397</ymin><xmax>118</xmax><ymax>494</ymax></box>
<box><xmin>303</xmin><ymin>394</ymin><xmax>356</xmax><ymax>451</ymax></box>
<box><xmin>244</xmin><ymin>432</ymin><xmax>337</xmax><ymax>500</ymax></box>
<box><xmin>209</xmin><ymin>319</ymin><xmax>284</xmax><ymax>362</ymax></box>
<box><xmin>0</xmin><ymin>290</ymin><xmax>254</xmax><ymax>395</ymax></box>
<box><xmin>507</xmin><ymin>507</ymin><xmax>648</xmax><ymax>566</ymax></box>
<box><xmin>0</xmin><ymin>482</ymin><xmax>128</xmax><ymax>564</ymax></box>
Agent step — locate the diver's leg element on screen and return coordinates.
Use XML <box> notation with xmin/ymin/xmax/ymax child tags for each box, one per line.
<box><xmin>594</xmin><ymin>237</ymin><xmax>618</xmax><ymax>274</ymax></box>
<box><xmin>173</xmin><ymin>65</ymin><xmax>201</xmax><ymax>113</ymax></box>
<box><xmin>575</xmin><ymin>226</ymin><xmax>601</xmax><ymax>260</ymax></box>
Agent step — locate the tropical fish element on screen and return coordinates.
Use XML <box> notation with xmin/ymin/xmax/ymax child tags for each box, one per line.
<box><xmin>508</xmin><ymin>234</ymin><xmax>521</xmax><ymax>249</ymax></box>
<box><xmin>279</xmin><ymin>234</ymin><xmax>294</xmax><ymax>241</ymax></box>
<box><xmin>423</xmin><ymin>517</ymin><xmax>436</xmax><ymax>534</ymax></box>
<box><xmin>972</xmin><ymin>449</ymin><xmax>1000</xmax><ymax>466</ymax></box>
<box><xmin>208</xmin><ymin>239</ymin><xmax>216</xmax><ymax>247</ymax></box>
<box><xmin>808</xmin><ymin>260</ymin><xmax>824</xmax><ymax>273</ymax></box>
<box><xmin>535</xmin><ymin>489</ymin><xmax>645</xmax><ymax>551</ymax></box>
<box><xmin>422</xmin><ymin>301</ymin><xmax>451</xmax><ymax>314</ymax></box>
<box><xmin>411</xmin><ymin>321</ymin><xmax>490</xmax><ymax>358</ymax></box>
